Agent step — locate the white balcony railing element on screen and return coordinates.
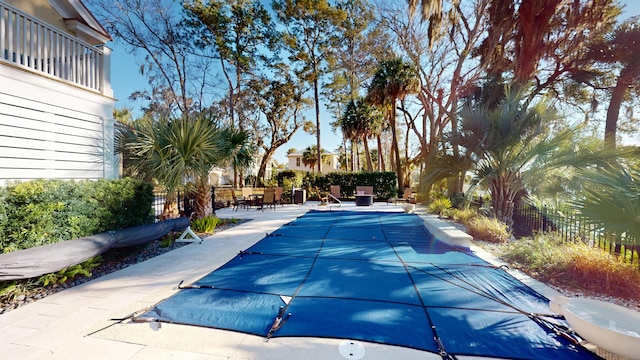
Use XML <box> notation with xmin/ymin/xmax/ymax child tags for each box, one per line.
<box><xmin>0</xmin><ymin>2</ymin><xmax>109</xmax><ymax>94</ymax></box>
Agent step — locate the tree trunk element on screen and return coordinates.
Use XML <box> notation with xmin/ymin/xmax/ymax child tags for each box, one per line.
<box><xmin>193</xmin><ymin>178</ymin><xmax>212</xmax><ymax>220</ymax></box>
<box><xmin>160</xmin><ymin>193</ymin><xmax>179</xmax><ymax>220</ymax></box>
<box><xmin>377</xmin><ymin>135</ymin><xmax>385</xmax><ymax>171</ymax></box>
<box><xmin>314</xmin><ymin>77</ymin><xmax>322</xmax><ymax>173</ymax></box>
<box><xmin>489</xmin><ymin>171</ymin><xmax>521</xmax><ymax>230</ymax></box>
<box><xmin>390</xmin><ymin>104</ymin><xmax>403</xmax><ymax>192</ymax></box>
<box><xmin>257</xmin><ymin>147</ymin><xmax>276</xmax><ymax>185</ymax></box>
<box><xmin>604</xmin><ymin>74</ymin><xmax>630</xmax><ymax>149</ymax></box>
<box><xmin>363</xmin><ymin>136</ymin><xmax>373</xmax><ymax>172</ymax></box>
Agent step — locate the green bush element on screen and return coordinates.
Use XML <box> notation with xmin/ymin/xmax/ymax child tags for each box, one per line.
<box><xmin>38</xmin><ymin>256</ymin><xmax>102</xmax><ymax>286</ymax></box>
<box><xmin>0</xmin><ymin>178</ymin><xmax>154</xmax><ymax>253</ymax></box>
<box><xmin>271</xmin><ymin>171</ymin><xmax>397</xmax><ymax>201</ymax></box>
<box><xmin>306</xmin><ymin>172</ymin><xmax>398</xmax><ymax>200</ymax></box>
<box><xmin>448</xmin><ymin>208</ymin><xmax>478</xmax><ymax>225</ymax></box>
<box><xmin>466</xmin><ymin>216</ymin><xmax>511</xmax><ymax>243</ymax></box>
<box><xmin>191</xmin><ymin>215</ymin><xmax>220</xmax><ymax>233</ymax></box>
<box><xmin>428</xmin><ymin>197</ymin><xmax>452</xmax><ymax>216</ymax></box>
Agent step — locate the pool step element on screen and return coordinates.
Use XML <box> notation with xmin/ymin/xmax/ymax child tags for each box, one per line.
<box><xmin>422</xmin><ymin>215</ymin><xmax>473</xmax><ymax>248</ymax></box>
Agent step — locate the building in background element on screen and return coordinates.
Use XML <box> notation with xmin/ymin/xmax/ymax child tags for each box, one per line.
<box><xmin>286</xmin><ymin>150</ymin><xmax>341</xmax><ymax>174</ymax></box>
<box><xmin>0</xmin><ymin>0</ymin><xmax>116</xmax><ymax>185</ymax></box>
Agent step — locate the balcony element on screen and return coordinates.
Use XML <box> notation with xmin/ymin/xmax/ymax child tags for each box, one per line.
<box><xmin>0</xmin><ymin>2</ymin><xmax>111</xmax><ymax>95</ymax></box>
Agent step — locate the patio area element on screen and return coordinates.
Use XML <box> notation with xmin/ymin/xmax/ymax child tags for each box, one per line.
<box><xmin>0</xmin><ymin>200</ymin><xmax>570</xmax><ymax>360</ymax></box>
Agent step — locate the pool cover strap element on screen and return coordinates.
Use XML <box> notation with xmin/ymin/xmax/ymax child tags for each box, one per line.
<box><xmin>135</xmin><ymin>211</ymin><xmax>600</xmax><ymax>360</ymax></box>
<box><xmin>386</xmin><ymin>222</ymin><xmax>454</xmax><ymax>360</ymax></box>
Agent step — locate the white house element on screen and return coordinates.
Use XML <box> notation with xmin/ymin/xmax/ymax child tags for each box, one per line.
<box><xmin>0</xmin><ymin>0</ymin><xmax>117</xmax><ymax>186</ymax></box>
<box><xmin>286</xmin><ymin>150</ymin><xmax>341</xmax><ymax>174</ymax></box>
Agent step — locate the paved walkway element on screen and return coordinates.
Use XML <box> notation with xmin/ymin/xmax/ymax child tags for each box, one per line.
<box><xmin>0</xmin><ymin>201</ymin><xmax>559</xmax><ymax>360</ymax></box>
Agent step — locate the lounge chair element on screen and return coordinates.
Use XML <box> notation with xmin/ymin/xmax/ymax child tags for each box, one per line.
<box><xmin>315</xmin><ymin>186</ymin><xmax>329</xmax><ymax>205</ymax></box>
<box><xmin>388</xmin><ymin>187</ymin><xmax>415</xmax><ymax>204</ymax></box>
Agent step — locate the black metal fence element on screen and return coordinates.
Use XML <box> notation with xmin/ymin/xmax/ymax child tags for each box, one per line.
<box><xmin>514</xmin><ymin>203</ymin><xmax>639</xmax><ymax>267</ymax></box>
<box><xmin>153</xmin><ymin>186</ymin><xmax>231</xmax><ymax>220</ymax></box>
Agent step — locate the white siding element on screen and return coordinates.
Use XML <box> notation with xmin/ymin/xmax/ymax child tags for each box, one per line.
<box><xmin>0</xmin><ymin>61</ymin><xmax>116</xmax><ymax>185</ymax></box>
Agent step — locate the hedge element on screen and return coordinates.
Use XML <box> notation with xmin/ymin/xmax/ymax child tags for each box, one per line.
<box><xmin>273</xmin><ymin>171</ymin><xmax>397</xmax><ymax>201</ymax></box>
<box><xmin>0</xmin><ymin>178</ymin><xmax>154</xmax><ymax>253</ymax></box>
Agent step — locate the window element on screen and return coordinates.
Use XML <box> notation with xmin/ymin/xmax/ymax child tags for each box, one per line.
<box><xmin>296</xmin><ymin>158</ymin><xmax>301</xmax><ymax>167</ymax></box>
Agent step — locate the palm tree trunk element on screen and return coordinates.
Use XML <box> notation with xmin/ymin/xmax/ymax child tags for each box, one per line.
<box><xmin>193</xmin><ymin>178</ymin><xmax>212</xmax><ymax>220</ymax></box>
<box><xmin>160</xmin><ymin>192</ymin><xmax>179</xmax><ymax>220</ymax></box>
<box><xmin>489</xmin><ymin>171</ymin><xmax>521</xmax><ymax>230</ymax></box>
<box><xmin>377</xmin><ymin>135</ymin><xmax>385</xmax><ymax>171</ymax></box>
<box><xmin>363</xmin><ymin>136</ymin><xmax>373</xmax><ymax>172</ymax></box>
<box><xmin>390</xmin><ymin>104</ymin><xmax>404</xmax><ymax>192</ymax></box>
<box><xmin>314</xmin><ymin>77</ymin><xmax>322</xmax><ymax>173</ymax></box>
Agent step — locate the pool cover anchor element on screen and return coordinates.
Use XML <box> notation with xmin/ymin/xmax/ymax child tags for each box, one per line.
<box><xmin>265</xmin><ymin>306</ymin><xmax>292</xmax><ymax>341</ymax></box>
<box><xmin>176</xmin><ymin>280</ymin><xmax>215</xmax><ymax>290</ymax></box>
<box><xmin>238</xmin><ymin>250</ymin><xmax>263</xmax><ymax>259</ymax></box>
<box><xmin>86</xmin><ymin>306</ymin><xmax>156</xmax><ymax>337</ymax></box>
<box><xmin>432</xmin><ymin>326</ymin><xmax>457</xmax><ymax>360</ymax></box>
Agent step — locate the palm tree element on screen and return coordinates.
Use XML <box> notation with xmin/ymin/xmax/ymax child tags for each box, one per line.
<box><xmin>220</xmin><ymin>127</ymin><xmax>255</xmax><ymax>187</ymax></box>
<box><xmin>116</xmin><ymin>115</ymin><xmax>250</xmax><ymax>219</ymax></box>
<box><xmin>368</xmin><ymin>58</ymin><xmax>420</xmax><ymax>191</ymax></box>
<box><xmin>341</xmin><ymin>98</ymin><xmax>384</xmax><ymax>172</ymax></box>
<box><xmin>302</xmin><ymin>146</ymin><xmax>319</xmax><ymax>173</ymax></box>
<box><xmin>340</xmin><ymin>100</ymin><xmax>359</xmax><ymax>171</ymax></box>
<box><xmin>458</xmin><ymin>89</ymin><xmax>607</xmax><ymax>229</ymax></box>
<box><xmin>573</xmin><ymin>162</ymin><xmax>640</xmax><ymax>246</ymax></box>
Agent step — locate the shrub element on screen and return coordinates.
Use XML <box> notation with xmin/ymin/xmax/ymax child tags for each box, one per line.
<box><xmin>0</xmin><ymin>178</ymin><xmax>154</xmax><ymax>253</ymax></box>
<box><xmin>37</xmin><ymin>256</ymin><xmax>102</xmax><ymax>286</ymax></box>
<box><xmin>466</xmin><ymin>216</ymin><xmax>511</xmax><ymax>243</ymax></box>
<box><xmin>0</xmin><ymin>280</ymin><xmax>38</xmax><ymax>302</ymax></box>
<box><xmin>191</xmin><ymin>216</ymin><xmax>220</xmax><ymax>233</ymax></box>
<box><xmin>428</xmin><ymin>197</ymin><xmax>452</xmax><ymax>216</ymax></box>
<box><xmin>493</xmin><ymin>233</ymin><xmax>640</xmax><ymax>301</ymax></box>
<box><xmin>448</xmin><ymin>208</ymin><xmax>477</xmax><ymax>226</ymax></box>
<box><xmin>159</xmin><ymin>234</ymin><xmax>176</xmax><ymax>248</ymax></box>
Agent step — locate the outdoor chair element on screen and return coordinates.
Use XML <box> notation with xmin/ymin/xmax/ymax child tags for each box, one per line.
<box><xmin>356</xmin><ymin>186</ymin><xmax>374</xmax><ymax>195</ymax></box>
<box><xmin>330</xmin><ymin>185</ymin><xmax>342</xmax><ymax>200</ymax></box>
<box><xmin>231</xmin><ymin>190</ymin><xmax>246</xmax><ymax>211</ymax></box>
<box><xmin>274</xmin><ymin>187</ymin><xmax>284</xmax><ymax>206</ymax></box>
<box><xmin>262</xmin><ymin>188</ymin><xmax>277</xmax><ymax>210</ymax></box>
<box><xmin>355</xmin><ymin>186</ymin><xmax>374</xmax><ymax>206</ymax></box>
<box><xmin>315</xmin><ymin>186</ymin><xmax>329</xmax><ymax>205</ymax></box>
<box><xmin>241</xmin><ymin>187</ymin><xmax>253</xmax><ymax>200</ymax></box>
<box><xmin>388</xmin><ymin>187</ymin><xmax>415</xmax><ymax>205</ymax></box>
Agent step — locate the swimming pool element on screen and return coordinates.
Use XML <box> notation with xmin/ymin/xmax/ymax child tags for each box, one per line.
<box><xmin>137</xmin><ymin>210</ymin><xmax>598</xmax><ymax>359</ymax></box>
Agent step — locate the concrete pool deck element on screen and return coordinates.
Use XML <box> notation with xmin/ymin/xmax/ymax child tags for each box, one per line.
<box><xmin>0</xmin><ymin>201</ymin><xmax>562</xmax><ymax>360</ymax></box>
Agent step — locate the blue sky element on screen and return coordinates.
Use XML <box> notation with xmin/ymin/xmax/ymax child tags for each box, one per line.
<box><xmin>107</xmin><ymin>1</ymin><xmax>640</xmax><ymax>164</ymax></box>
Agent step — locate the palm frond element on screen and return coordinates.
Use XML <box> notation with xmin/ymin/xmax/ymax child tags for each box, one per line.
<box><xmin>572</xmin><ymin>163</ymin><xmax>640</xmax><ymax>244</ymax></box>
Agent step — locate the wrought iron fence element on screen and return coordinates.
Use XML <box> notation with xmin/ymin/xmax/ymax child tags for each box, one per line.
<box><xmin>514</xmin><ymin>203</ymin><xmax>639</xmax><ymax>268</ymax></box>
<box><xmin>153</xmin><ymin>186</ymin><xmax>237</xmax><ymax>220</ymax></box>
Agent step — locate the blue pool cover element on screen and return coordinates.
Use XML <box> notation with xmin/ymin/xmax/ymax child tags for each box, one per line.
<box><xmin>138</xmin><ymin>210</ymin><xmax>599</xmax><ymax>359</ymax></box>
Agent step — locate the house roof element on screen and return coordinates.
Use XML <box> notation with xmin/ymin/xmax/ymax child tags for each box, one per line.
<box><xmin>50</xmin><ymin>0</ymin><xmax>112</xmax><ymax>43</ymax></box>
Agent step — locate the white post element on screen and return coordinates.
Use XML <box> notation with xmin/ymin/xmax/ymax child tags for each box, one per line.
<box><xmin>98</xmin><ymin>45</ymin><xmax>113</xmax><ymax>97</ymax></box>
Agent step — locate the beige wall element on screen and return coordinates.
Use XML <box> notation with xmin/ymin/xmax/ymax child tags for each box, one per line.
<box><xmin>287</xmin><ymin>154</ymin><xmax>341</xmax><ymax>174</ymax></box>
<box><xmin>6</xmin><ymin>0</ymin><xmax>69</xmax><ymax>34</ymax></box>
